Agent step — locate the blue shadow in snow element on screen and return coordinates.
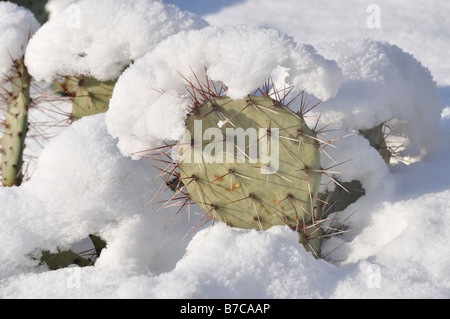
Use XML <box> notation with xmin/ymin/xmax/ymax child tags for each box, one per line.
<box><xmin>439</xmin><ymin>86</ymin><xmax>450</xmax><ymax>107</ymax></box>
<box><xmin>163</xmin><ymin>0</ymin><xmax>245</xmax><ymax>16</ymax></box>
<box><xmin>439</xmin><ymin>86</ymin><xmax>450</xmax><ymax>129</ymax></box>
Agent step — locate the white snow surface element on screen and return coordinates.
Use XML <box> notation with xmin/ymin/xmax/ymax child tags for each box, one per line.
<box><xmin>0</xmin><ymin>2</ymin><xmax>40</xmax><ymax>82</ymax></box>
<box><xmin>315</xmin><ymin>38</ymin><xmax>443</xmax><ymax>160</ymax></box>
<box><xmin>205</xmin><ymin>0</ymin><xmax>450</xmax><ymax>88</ymax></box>
<box><xmin>1</xmin><ymin>0</ymin><xmax>450</xmax><ymax>299</ymax></box>
<box><xmin>25</xmin><ymin>0</ymin><xmax>208</xmax><ymax>82</ymax></box>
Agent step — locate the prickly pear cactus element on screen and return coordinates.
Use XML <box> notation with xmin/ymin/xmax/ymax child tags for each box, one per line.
<box><xmin>177</xmin><ymin>95</ymin><xmax>323</xmax><ymax>256</ymax></box>
<box><xmin>315</xmin><ymin>124</ymin><xmax>390</xmax><ymax>219</ymax></box>
<box><xmin>40</xmin><ymin>250</ymin><xmax>92</xmax><ymax>270</ymax></box>
<box><xmin>64</xmin><ymin>76</ymin><xmax>117</xmax><ymax>122</ymax></box>
<box><xmin>1</xmin><ymin>58</ymin><xmax>30</xmax><ymax>187</ymax></box>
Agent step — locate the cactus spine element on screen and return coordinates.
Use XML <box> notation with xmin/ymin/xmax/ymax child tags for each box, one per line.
<box><xmin>1</xmin><ymin>58</ymin><xmax>31</xmax><ymax>187</ymax></box>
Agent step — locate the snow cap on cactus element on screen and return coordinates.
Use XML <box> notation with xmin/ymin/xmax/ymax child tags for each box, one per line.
<box><xmin>24</xmin><ymin>0</ymin><xmax>208</xmax><ymax>82</ymax></box>
<box><xmin>0</xmin><ymin>2</ymin><xmax>40</xmax><ymax>82</ymax></box>
<box><xmin>106</xmin><ymin>25</ymin><xmax>343</xmax><ymax>158</ymax></box>
<box><xmin>315</xmin><ymin>38</ymin><xmax>443</xmax><ymax>159</ymax></box>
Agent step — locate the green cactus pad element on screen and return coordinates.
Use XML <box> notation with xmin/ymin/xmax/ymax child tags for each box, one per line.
<box><xmin>40</xmin><ymin>235</ymin><xmax>106</xmax><ymax>271</ymax></box>
<box><xmin>360</xmin><ymin>123</ymin><xmax>391</xmax><ymax>164</ymax></box>
<box><xmin>316</xmin><ymin>179</ymin><xmax>365</xmax><ymax>219</ymax></box>
<box><xmin>178</xmin><ymin>95</ymin><xmax>323</xmax><ymax>255</ymax></box>
<box><xmin>40</xmin><ymin>250</ymin><xmax>92</xmax><ymax>271</ymax></box>
<box><xmin>65</xmin><ymin>76</ymin><xmax>116</xmax><ymax>122</ymax></box>
<box><xmin>1</xmin><ymin>59</ymin><xmax>30</xmax><ymax>187</ymax></box>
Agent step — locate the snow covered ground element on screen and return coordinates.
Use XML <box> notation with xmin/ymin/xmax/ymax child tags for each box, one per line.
<box><xmin>0</xmin><ymin>0</ymin><xmax>449</xmax><ymax>299</ymax></box>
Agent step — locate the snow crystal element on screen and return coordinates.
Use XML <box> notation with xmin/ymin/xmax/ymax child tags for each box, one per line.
<box><xmin>106</xmin><ymin>24</ymin><xmax>343</xmax><ymax>158</ymax></box>
<box><xmin>25</xmin><ymin>0</ymin><xmax>208</xmax><ymax>82</ymax></box>
<box><xmin>0</xmin><ymin>2</ymin><xmax>40</xmax><ymax>81</ymax></box>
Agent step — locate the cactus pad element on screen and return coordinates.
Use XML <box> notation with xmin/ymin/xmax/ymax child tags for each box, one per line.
<box><xmin>65</xmin><ymin>76</ymin><xmax>116</xmax><ymax>122</ymax></box>
<box><xmin>1</xmin><ymin>59</ymin><xmax>30</xmax><ymax>187</ymax></box>
<box><xmin>177</xmin><ymin>95</ymin><xmax>323</xmax><ymax>255</ymax></box>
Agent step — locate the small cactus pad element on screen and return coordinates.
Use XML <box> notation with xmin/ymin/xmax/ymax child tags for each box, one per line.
<box><xmin>178</xmin><ymin>95</ymin><xmax>323</xmax><ymax>255</ymax></box>
<box><xmin>8</xmin><ymin>0</ymin><xmax>48</xmax><ymax>24</ymax></box>
<box><xmin>65</xmin><ymin>76</ymin><xmax>116</xmax><ymax>122</ymax></box>
<box><xmin>360</xmin><ymin>123</ymin><xmax>391</xmax><ymax>164</ymax></box>
<box><xmin>40</xmin><ymin>250</ymin><xmax>92</xmax><ymax>270</ymax></box>
<box><xmin>1</xmin><ymin>59</ymin><xmax>30</xmax><ymax>187</ymax></box>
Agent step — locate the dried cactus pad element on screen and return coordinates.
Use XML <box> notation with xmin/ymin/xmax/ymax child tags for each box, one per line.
<box><xmin>178</xmin><ymin>95</ymin><xmax>322</xmax><ymax>235</ymax></box>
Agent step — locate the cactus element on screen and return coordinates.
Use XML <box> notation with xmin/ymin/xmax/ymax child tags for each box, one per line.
<box><xmin>176</xmin><ymin>93</ymin><xmax>324</xmax><ymax>256</ymax></box>
<box><xmin>360</xmin><ymin>123</ymin><xmax>391</xmax><ymax>164</ymax></box>
<box><xmin>316</xmin><ymin>179</ymin><xmax>365</xmax><ymax>219</ymax></box>
<box><xmin>40</xmin><ymin>234</ymin><xmax>107</xmax><ymax>271</ymax></box>
<box><xmin>315</xmin><ymin>124</ymin><xmax>390</xmax><ymax>218</ymax></box>
<box><xmin>1</xmin><ymin>58</ymin><xmax>31</xmax><ymax>187</ymax></box>
<box><xmin>5</xmin><ymin>0</ymin><xmax>49</xmax><ymax>24</ymax></box>
<box><xmin>63</xmin><ymin>76</ymin><xmax>117</xmax><ymax>122</ymax></box>
<box><xmin>314</xmin><ymin>124</ymin><xmax>391</xmax><ymax>219</ymax></box>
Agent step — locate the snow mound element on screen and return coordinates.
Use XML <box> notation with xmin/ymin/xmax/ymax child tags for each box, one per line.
<box><xmin>315</xmin><ymin>38</ymin><xmax>443</xmax><ymax>159</ymax></box>
<box><xmin>25</xmin><ymin>0</ymin><xmax>208</xmax><ymax>82</ymax></box>
<box><xmin>106</xmin><ymin>24</ymin><xmax>343</xmax><ymax>158</ymax></box>
<box><xmin>0</xmin><ymin>2</ymin><xmax>40</xmax><ymax>81</ymax></box>
<box><xmin>0</xmin><ymin>114</ymin><xmax>198</xmax><ymax>280</ymax></box>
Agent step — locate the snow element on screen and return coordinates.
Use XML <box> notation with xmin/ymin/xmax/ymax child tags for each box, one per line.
<box><xmin>45</xmin><ymin>0</ymin><xmax>74</xmax><ymax>20</ymax></box>
<box><xmin>1</xmin><ymin>0</ymin><xmax>450</xmax><ymax>299</ymax></box>
<box><xmin>0</xmin><ymin>2</ymin><xmax>40</xmax><ymax>82</ymax></box>
<box><xmin>25</xmin><ymin>0</ymin><xmax>208</xmax><ymax>82</ymax></box>
<box><xmin>106</xmin><ymin>24</ymin><xmax>342</xmax><ymax>158</ymax></box>
<box><xmin>205</xmin><ymin>0</ymin><xmax>450</xmax><ymax>88</ymax></box>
